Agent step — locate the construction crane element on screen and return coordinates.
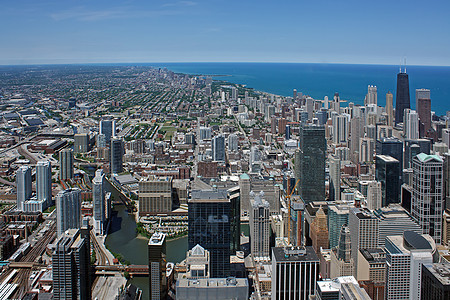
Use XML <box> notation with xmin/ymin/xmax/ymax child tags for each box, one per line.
<box><xmin>287</xmin><ymin>179</ymin><xmax>300</xmax><ymax>246</ymax></box>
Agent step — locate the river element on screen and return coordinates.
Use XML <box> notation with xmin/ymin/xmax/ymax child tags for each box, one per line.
<box><xmin>105</xmin><ymin>205</ymin><xmax>188</xmax><ymax>299</ymax></box>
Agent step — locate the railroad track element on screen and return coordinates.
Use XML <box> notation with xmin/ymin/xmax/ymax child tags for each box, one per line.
<box><xmin>90</xmin><ymin>232</ymin><xmax>108</xmax><ymax>266</ymax></box>
<box><xmin>1</xmin><ymin>223</ymin><xmax>57</xmax><ymax>299</ymax></box>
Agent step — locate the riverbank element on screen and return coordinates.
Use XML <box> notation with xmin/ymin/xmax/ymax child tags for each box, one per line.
<box><xmin>105</xmin><ymin>204</ymin><xmax>189</xmax><ymax>299</ymax></box>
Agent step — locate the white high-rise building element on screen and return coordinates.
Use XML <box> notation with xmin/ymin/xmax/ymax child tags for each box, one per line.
<box><xmin>411</xmin><ymin>153</ymin><xmax>444</xmax><ymax>243</ymax></box>
<box><xmin>349</xmin><ymin>208</ymin><xmax>379</xmax><ymax>276</ymax></box>
<box><xmin>36</xmin><ymin>161</ymin><xmax>52</xmax><ymax>208</ymax></box>
<box><xmin>231</xmin><ymin>86</ymin><xmax>238</xmax><ymax>100</ymax></box>
<box><xmin>56</xmin><ymin>188</ymin><xmax>81</xmax><ymax>236</ymax></box>
<box><xmin>306</xmin><ymin>97</ymin><xmax>314</xmax><ymax>120</ymax></box>
<box><xmin>16</xmin><ymin>166</ymin><xmax>32</xmax><ymax>211</ymax></box>
<box><xmin>92</xmin><ymin>169</ymin><xmax>107</xmax><ymax>235</ymax></box>
<box><xmin>249</xmin><ymin>191</ymin><xmax>270</xmax><ymax>259</ymax></box>
<box><xmin>404</xmin><ymin>109</ymin><xmax>419</xmax><ymax>140</ymax></box>
<box><xmin>359</xmin><ymin>137</ymin><xmax>375</xmax><ymax>163</ymax></box>
<box><xmin>384</xmin><ymin>232</ymin><xmax>436</xmax><ymax>300</ymax></box>
<box><xmin>366</xmin><ymin>181</ymin><xmax>382</xmax><ymax>210</ymax></box>
<box><xmin>365</xmin><ymin>85</ymin><xmax>377</xmax><ymax>106</ymax></box>
<box><xmin>332</xmin><ymin>113</ymin><xmax>350</xmax><ymax>145</ymax></box>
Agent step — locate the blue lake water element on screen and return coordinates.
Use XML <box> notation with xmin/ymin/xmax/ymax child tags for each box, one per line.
<box><xmin>146</xmin><ymin>62</ymin><xmax>450</xmax><ymax>115</ymax></box>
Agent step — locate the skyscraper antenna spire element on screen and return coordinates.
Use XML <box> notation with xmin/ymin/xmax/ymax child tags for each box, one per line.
<box><xmin>404</xmin><ymin>57</ymin><xmax>407</xmax><ymax>73</ymax></box>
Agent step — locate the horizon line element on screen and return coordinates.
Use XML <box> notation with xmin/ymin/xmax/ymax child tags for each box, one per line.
<box><xmin>1</xmin><ymin>61</ymin><xmax>450</xmax><ymax>68</ymax></box>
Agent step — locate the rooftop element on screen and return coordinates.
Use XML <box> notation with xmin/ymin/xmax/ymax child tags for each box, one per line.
<box><xmin>416</xmin><ymin>153</ymin><xmax>443</xmax><ymax>163</ymax></box>
<box><xmin>376</xmin><ymin>155</ymin><xmax>399</xmax><ymax>163</ymax></box>
<box><xmin>423</xmin><ymin>263</ymin><xmax>450</xmax><ymax>286</ymax></box>
<box><xmin>177</xmin><ymin>277</ymin><xmax>248</xmax><ymax>288</ymax></box>
<box><xmin>272</xmin><ymin>246</ymin><xmax>319</xmax><ymax>263</ymax></box>
<box><xmin>149</xmin><ymin>232</ymin><xmax>166</xmax><ymax>246</ymax></box>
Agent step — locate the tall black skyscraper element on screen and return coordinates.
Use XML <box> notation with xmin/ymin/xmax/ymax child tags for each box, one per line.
<box><xmin>296</xmin><ymin>125</ymin><xmax>326</xmax><ymax>204</ymax></box>
<box><xmin>375</xmin><ymin>155</ymin><xmax>400</xmax><ymax>206</ymax></box>
<box><xmin>395</xmin><ymin>70</ymin><xmax>410</xmax><ymax>125</ymax></box>
<box><xmin>188</xmin><ymin>190</ymin><xmax>231</xmax><ymax>278</ymax></box>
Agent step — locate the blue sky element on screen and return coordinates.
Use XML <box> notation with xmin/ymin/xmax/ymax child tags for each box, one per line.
<box><xmin>1</xmin><ymin>0</ymin><xmax>449</xmax><ymax>65</ymax></box>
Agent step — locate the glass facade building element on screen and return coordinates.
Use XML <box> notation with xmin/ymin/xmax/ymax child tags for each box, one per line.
<box><xmin>188</xmin><ymin>190</ymin><xmax>231</xmax><ymax>278</ymax></box>
<box><xmin>297</xmin><ymin>124</ymin><xmax>326</xmax><ymax>204</ymax></box>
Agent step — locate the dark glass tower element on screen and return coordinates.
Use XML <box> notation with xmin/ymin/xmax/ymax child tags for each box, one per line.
<box><xmin>297</xmin><ymin>124</ymin><xmax>326</xmax><ymax>204</ymax></box>
<box><xmin>375</xmin><ymin>155</ymin><xmax>400</xmax><ymax>206</ymax></box>
<box><xmin>188</xmin><ymin>190</ymin><xmax>231</xmax><ymax>278</ymax></box>
<box><xmin>395</xmin><ymin>71</ymin><xmax>410</xmax><ymax>125</ymax></box>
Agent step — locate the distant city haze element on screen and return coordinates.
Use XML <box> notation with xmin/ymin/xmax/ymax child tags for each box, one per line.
<box><xmin>1</xmin><ymin>0</ymin><xmax>449</xmax><ymax>66</ymax></box>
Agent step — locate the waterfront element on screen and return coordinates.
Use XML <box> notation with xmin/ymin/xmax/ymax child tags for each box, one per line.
<box><xmin>149</xmin><ymin>62</ymin><xmax>450</xmax><ymax>115</ymax></box>
<box><xmin>105</xmin><ymin>205</ymin><xmax>188</xmax><ymax>299</ymax></box>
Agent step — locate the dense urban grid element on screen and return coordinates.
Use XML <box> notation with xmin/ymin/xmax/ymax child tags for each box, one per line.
<box><xmin>0</xmin><ymin>64</ymin><xmax>449</xmax><ymax>300</ymax></box>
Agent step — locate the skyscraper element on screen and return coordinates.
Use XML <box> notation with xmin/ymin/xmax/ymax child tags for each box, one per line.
<box><xmin>310</xmin><ymin>206</ymin><xmax>329</xmax><ymax>254</ymax></box>
<box><xmin>349</xmin><ymin>208</ymin><xmax>379</xmax><ymax>276</ymax></box>
<box><xmin>36</xmin><ymin>161</ymin><xmax>52</xmax><ymax>208</ymax></box>
<box><xmin>359</xmin><ymin>137</ymin><xmax>375</xmax><ymax>163</ymax></box>
<box><xmin>212</xmin><ymin>135</ymin><xmax>225</xmax><ymax>162</ymax></box>
<box><xmin>271</xmin><ymin>246</ymin><xmax>319</xmax><ymax>300</ymax></box>
<box><xmin>74</xmin><ymin>133</ymin><xmax>89</xmax><ymax>153</ymax></box>
<box><xmin>328</xmin><ymin>204</ymin><xmax>350</xmax><ymax>249</ymax></box>
<box><xmin>411</xmin><ymin>153</ymin><xmax>444</xmax><ymax>243</ymax></box>
<box><xmin>416</xmin><ymin>88</ymin><xmax>432</xmax><ymax>137</ymax></box>
<box><xmin>376</xmin><ymin>137</ymin><xmax>403</xmax><ymax>170</ymax></box>
<box><xmin>404</xmin><ymin>109</ymin><xmax>419</xmax><ymax>140</ymax></box>
<box><xmin>16</xmin><ymin>166</ymin><xmax>32</xmax><ymax>211</ymax></box>
<box><xmin>198</xmin><ymin>126</ymin><xmax>212</xmax><ymax>141</ymax></box>
<box><xmin>59</xmin><ymin>148</ymin><xmax>74</xmax><ymax>180</ymax></box>
<box><xmin>421</xmin><ymin>263</ymin><xmax>450</xmax><ymax>300</ymax></box>
<box><xmin>415</xmin><ymin>88</ymin><xmax>431</xmax><ymax>111</ymax></box>
<box><xmin>330</xmin><ymin>225</ymin><xmax>354</xmax><ymax>278</ymax></box>
<box><xmin>329</xmin><ymin>156</ymin><xmax>341</xmax><ymax>201</ymax></box>
<box><xmin>228</xmin><ymin>133</ymin><xmax>238</xmax><ymax>152</ymax></box>
<box><xmin>297</xmin><ymin>124</ymin><xmax>326</xmax><ymax>204</ymax></box>
<box><xmin>188</xmin><ymin>190</ymin><xmax>231</xmax><ymax>278</ymax></box>
<box><xmin>350</xmin><ymin>117</ymin><xmax>364</xmax><ymax>164</ymax></box>
<box><xmin>375</xmin><ymin>155</ymin><xmax>400</xmax><ymax>206</ymax></box>
<box><xmin>365</xmin><ymin>85</ymin><xmax>377</xmax><ymax>106</ymax></box>
<box><xmin>148</xmin><ymin>232</ymin><xmax>167</xmax><ymax>300</ymax></box>
<box><xmin>56</xmin><ymin>188</ymin><xmax>81</xmax><ymax>236</ymax></box>
<box><xmin>228</xmin><ymin>186</ymin><xmax>241</xmax><ymax>255</ymax></box>
<box><xmin>53</xmin><ymin>226</ymin><xmax>91</xmax><ymax>300</ymax></box>
<box><xmin>99</xmin><ymin>119</ymin><xmax>115</xmax><ymax>143</ymax></box>
<box><xmin>386</xmin><ymin>91</ymin><xmax>394</xmax><ymax>127</ymax></box>
<box><xmin>110</xmin><ymin>137</ymin><xmax>123</xmax><ymax>174</ymax></box>
<box><xmin>395</xmin><ymin>70</ymin><xmax>410</xmax><ymax>125</ymax></box>
<box><xmin>332</xmin><ymin>113</ymin><xmax>350</xmax><ymax>145</ymax></box>
<box><xmin>249</xmin><ymin>191</ymin><xmax>270</xmax><ymax>259</ymax></box>
<box><xmin>384</xmin><ymin>231</ymin><xmax>436</xmax><ymax>300</ymax></box>
<box><xmin>92</xmin><ymin>169</ymin><xmax>107</xmax><ymax>235</ymax></box>
<box><xmin>366</xmin><ymin>181</ymin><xmax>382</xmax><ymax>210</ymax></box>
